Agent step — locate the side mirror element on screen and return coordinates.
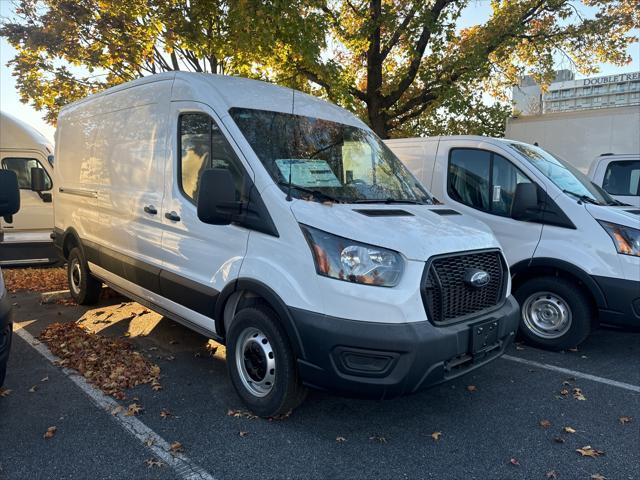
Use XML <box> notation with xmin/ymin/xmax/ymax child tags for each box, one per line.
<box><xmin>511</xmin><ymin>182</ymin><xmax>538</xmax><ymax>220</ymax></box>
<box><xmin>31</xmin><ymin>167</ymin><xmax>47</xmax><ymax>192</ymax></box>
<box><xmin>197</xmin><ymin>168</ymin><xmax>242</xmax><ymax>225</ymax></box>
<box><xmin>0</xmin><ymin>170</ymin><xmax>20</xmax><ymax>222</ymax></box>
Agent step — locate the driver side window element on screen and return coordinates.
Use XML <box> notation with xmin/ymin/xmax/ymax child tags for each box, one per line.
<box><xmin>448</xmin><ymin>149</ymin><xmax>532</xmax><ymax>217</ymax></box>
<box><xmin>179</xmin><ymin>113</ymin><xmax>244</xmax><ymax>203</ymax></box>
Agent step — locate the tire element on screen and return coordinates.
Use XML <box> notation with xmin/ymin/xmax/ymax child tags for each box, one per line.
<box><xmin>67</xmin><ymin>247</ymin><xmax>101</xmax><ymax>305</ymax></box>
<box><xmin>0</xmin><ymin>328</ymin><xmax>10</xmax><ymax>387</ymax></box>
<box><xmin>0</xmin><ymin>360</ymin><xmax>6</xmax><ymax>388</ymax></box>
<box><xmin>226</xmin><ymin>305</ymin><xmax>307</xmax><ymax>417</ymax></box>
<box><xmin>514</xmin><ymin>276</ymin><xmax>592</xmax><ymax>350</ymax></box>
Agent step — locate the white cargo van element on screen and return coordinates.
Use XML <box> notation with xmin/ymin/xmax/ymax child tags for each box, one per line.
<box><xmin>588</xmin><ymin>153</ymin><xmax>640</xmax><ymax>207</ymax></box>
<box><xmin>53</xmin><ymin>73</ymin><xmax>519</xmax><ymax>416</ymax></box>
<box><xmin>0</xmin><ymin>111</ymin><xmax>58</xmax><ymax>265</ymax></box>
<box><xmin>386</xmin><ymin>136</ymin><xmax>640</xmax><ymax>350</ymax></box>
<box><xmin>0</xmin><ymin>169</ymin><xmax>21</xmax><ymax>385</ymax></box>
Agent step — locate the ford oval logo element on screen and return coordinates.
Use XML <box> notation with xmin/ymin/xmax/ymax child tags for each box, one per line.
<box><xmin>464</xmin><ymin>269</ymin><xmax>491</xmax><ymax>288</ymax></box>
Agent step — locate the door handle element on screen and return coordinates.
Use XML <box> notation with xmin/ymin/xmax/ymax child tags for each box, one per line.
<box><xmin>165</xmin><ymin>211</ymin><xmax>181</xmax><ymax>222</ymax></box>
<box><xmin>144</xmin><ymin>205</ymin><xmax>157</xmax><ymax>215</ymax></box>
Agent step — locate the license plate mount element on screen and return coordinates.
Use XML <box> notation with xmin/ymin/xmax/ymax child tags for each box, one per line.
<box><xmin>470</xmin><ymin>319</ymin><xmax>499</xmax><ymax>355</ymax></box>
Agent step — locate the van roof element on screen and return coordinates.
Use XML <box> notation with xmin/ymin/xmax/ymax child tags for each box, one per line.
<box><xmin>385</xmin><ymin>135</ymin><xmax>520</xmax><ymax>145</ymax></box>
<box><xmin>60</xmin><ymin>72</ymin><xmax>368</xmax><ymax>129</ymax></box>
<box><xmin>0</xmin><ymin>111</ymin><xmax>53</xmax><ymax>154</ymax></box>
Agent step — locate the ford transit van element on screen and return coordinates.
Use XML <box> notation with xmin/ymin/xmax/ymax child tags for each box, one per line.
<box><xmin>0</xmin><ymin>111</ymin><xmax>58</xmax><ymax>265</ymax></box>
<box><xmin>387</xmin><ymin>136</ymin><xmax>640</xmax><ymax>351</ymax></box>
<box><xmin>53</xmin><ymin>73</ymin><xmax>519</xmax><ymax>416</ymax></box>
<box><xmin>0</xmin><ymin>169</ymin><xmax>21</xmax><ymax>385</ymax></box>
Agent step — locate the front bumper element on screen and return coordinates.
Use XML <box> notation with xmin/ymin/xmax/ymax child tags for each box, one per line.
<box><xmin>593</xmin><ymin>275</ymin><xmax>640</xmax><ymax>327</ymax></box>
<box><xmin>0</xmin><ymin>290</ymin><xmax>13</xmax><ymax>365</ymax></box>
<box><xmin>290</xmin><ymin>295</ymin><xmax>519</xmax><ymax>399</ymax></box>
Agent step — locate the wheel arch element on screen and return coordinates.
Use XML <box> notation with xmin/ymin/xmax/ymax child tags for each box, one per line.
<box><xmin>510</xmin><ymin>258</ymin><xmax>606</xmax><ymax>310</ymax></box>
<box><xmin>214</xmin><ymin>278</ymin><xmax>306</xmax><ymax>359</ymax></box>
<box><xmin>59</xmin><ymin>227</ymin><xmax>83</xmax><ymax>260</ymax></box>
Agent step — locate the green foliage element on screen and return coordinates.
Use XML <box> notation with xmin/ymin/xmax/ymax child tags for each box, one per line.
<box><xmin>1</xmin><ymin>0</ymin><xmax>637</xmax><ymax>136</ymax></box>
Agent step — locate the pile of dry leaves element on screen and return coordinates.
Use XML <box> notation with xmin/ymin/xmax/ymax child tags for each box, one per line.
<box><xmin>3</xmin><ymin>267</ymin><xmax>67</xmax><ymax>293</ymax></box>
<box><xmin>40</xmin><ymin>322</ymin><xmax>161</xmax><ymax>397</ymax></box>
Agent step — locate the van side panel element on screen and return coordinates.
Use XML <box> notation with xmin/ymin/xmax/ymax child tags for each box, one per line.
<box><xmin>385</xmin><ymin>139</ymin><xmax>439</xmax><ymax>190</ymax></box>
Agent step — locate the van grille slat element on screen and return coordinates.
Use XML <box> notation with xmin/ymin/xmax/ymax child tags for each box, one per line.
<box><xmin>422</xmin><ymin>250</ymin><xmax>506</xmax><ymax>324</ymax></box>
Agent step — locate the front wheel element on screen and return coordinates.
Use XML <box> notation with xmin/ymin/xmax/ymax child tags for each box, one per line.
<box><xmin>226</xmin><ymin>305</ymin><xmax>307</xmax><ymax>417</ymax></box>
<box><xmin>514</xmin><ymin>276</ymin><xmax>592</xmax><ymax>350</ymax></box>
<box><xmin>67</xmin><ymin>247</ymin><xmax>102</xmax><ymax>305</ymax></box>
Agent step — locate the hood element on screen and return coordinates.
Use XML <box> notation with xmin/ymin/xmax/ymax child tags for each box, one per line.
<box><xmin>290</xmin><ymin>201</ymin><xmax>500</xmax><ymax>261</ymax></box>
<box><xmin>585</xmin><ymin>204</ymin><xmax>640</xmax><ymax>228</ymax></box>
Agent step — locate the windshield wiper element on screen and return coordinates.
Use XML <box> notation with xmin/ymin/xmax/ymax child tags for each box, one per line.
<box><xmin>277</xmin><ymin>181</ymin><xmax>343</xmax><ymax>203</ymax></box>
<box><xmin>562</xmin><ymin>189</ymin><xmax>600</xmax><ymax>205</ymax></box>
<box><xmin>351</xmin><ymin>198</ymin><xmax>426</xmax><ymax>205</ymax></box>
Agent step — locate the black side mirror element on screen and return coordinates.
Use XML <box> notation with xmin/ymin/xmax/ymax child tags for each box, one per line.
<box><xmin>511</xmin><ymin>182</ymin><xmax>538</xmax><ymax>220</ymax></box>
<box><xmin>0</xmin><ymin>170</ymin><xmax>20</xmax><ymax>223</ymax></box>
<box><xmin>197</xmin><ymin>168</ymin><xmax>242</xmax><ymax>225</ymax></box>
<box><xmin>31</xmin><ymin>167</ymin><xmax>46</xmax><ymax>192</ymax></box>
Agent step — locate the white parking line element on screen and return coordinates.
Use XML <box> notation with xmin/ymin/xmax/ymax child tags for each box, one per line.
<box><xmin>502</xmin><ymin>354</ymin><xmax>640</xmax><ymax>393</ymax></box>
<box><xmin>14</xmin><ymin>326</ymin><xmax>216</xmax><ymax>480</ymax></box>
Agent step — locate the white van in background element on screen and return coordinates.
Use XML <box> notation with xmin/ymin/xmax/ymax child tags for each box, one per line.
<box><xmin>53</xmin><ymin>72</ymin><xmax>519</xmax><ymax>416</ymax></box>
<box><xmin>0</xmin><ymin>111</ymin><xmax>58</xmax><ymax>265</ymax></box>
<box><xmin>588</xmin><ymin>153</ymin><xmax>640</xmax><ymax>207</ymax></box>
<box><xmin>386</xmin><ymin>136</ymin><xmax>640</xmax><ymax>350</ymax></box>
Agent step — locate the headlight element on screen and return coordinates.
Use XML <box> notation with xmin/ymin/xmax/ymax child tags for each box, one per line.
<box><xmin>598</xmin><ymin>221</ymin><xmax>640</xmax><ymax>257</ymax></box>
<box><xmin>300</xmin><ymin>225</ymin><xmax>404</xmax><ymax>287</ymax></box>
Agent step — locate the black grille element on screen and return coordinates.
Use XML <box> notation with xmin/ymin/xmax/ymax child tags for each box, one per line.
<box><xmin>422</xmin><ymin>250</ymin><xmax>506</xmax><ymax>324</ymax></box>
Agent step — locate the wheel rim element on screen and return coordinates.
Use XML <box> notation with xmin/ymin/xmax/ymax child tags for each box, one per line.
<box><xmin>235</xmin><ymin>327</ymin><xmax>275</xmax><ymax>398</ymax></box>
<box><xmin>522</xmin><ymin>291</ymin><xmax>572</xmax><ymax>339</ymax></box>
<box><xmin>69</xmin><ymin>259</ymin><xmax>82</xmax><ymax>295</ymax></box>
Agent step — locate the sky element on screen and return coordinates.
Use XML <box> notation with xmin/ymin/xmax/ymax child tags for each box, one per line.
<box><xmin>1</xmin><ymin>1</ymin><xmax>639</xmax><ymax>143</ymax></box>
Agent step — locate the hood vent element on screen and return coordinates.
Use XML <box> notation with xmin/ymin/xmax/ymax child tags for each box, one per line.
<box><xmin>430</xmin><ymin>209</ymin><xmax>461</xmax><ymax>216</ymax></box>
<box><xmin>354</xmin><ymin>209</ymin><xmax>413</xmax><ymax>217</ymax></box>
<box><xmin>625</xmin><ymin>209</ymin><xmax>640</xmax><ymax>215</ymax></box>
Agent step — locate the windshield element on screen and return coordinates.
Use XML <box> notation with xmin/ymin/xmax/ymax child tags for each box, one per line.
<box><xmin>229</xmin><ymin>108</ymin><xmax>432</xmax><ymax>204</ymax></box>
<box><xmin>508</xmin><ymin>142</ymin><xmax>614</xmax><ymax>205</ymax></box>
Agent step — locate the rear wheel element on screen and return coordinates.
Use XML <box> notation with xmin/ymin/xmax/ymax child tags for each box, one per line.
<box><xmin>0</xmin><ymin>327</ymin><xmax>11</xmax><ymax>387</ymax></box>
<box><xmin>514</xmin><ymin>276</ymin><xmax>592</xmax><ymax>350</ymax></box>
<box><xmin>67</xmin><ymin>247</ymin><xmax>101</xmax><ymax>305</ymax></box>
<box><xmin>227</xmin><ymin>305</ymin><xmax>307</xmax><ymax>417</ymax></box>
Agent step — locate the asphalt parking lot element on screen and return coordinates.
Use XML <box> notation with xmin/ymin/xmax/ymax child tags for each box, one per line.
<box><xmin>1</xmin><ymin>290</ymin><xmax>639</xmax><ymax>480</ymax></box>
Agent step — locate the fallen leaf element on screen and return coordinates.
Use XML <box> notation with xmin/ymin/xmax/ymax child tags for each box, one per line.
<box><xmin>239</xmin><ymin>431</ymin><xmax>249</xmax><ymax>438</ymax></box>
<box><xmin>563</xmin><ymin>426</ymin><xmax>576</xmax><ymax>434</ymax></box>
<box><xmin>151</xmin><ymin>382</ymin><xmax>163</xmax><ymax>392</ymax></box>
<box><xmin>336</xmin><ymin>436</ymin><xmax>347</xmax><ymax>443</ymax></box>
<box><xmin>466</xmin><ymin>385</ymin><xmax>477</xmax><ymax>392</ymax></box>
<box><xmin>568</xmin><ymin>347</ymin><xmax>578</xmax><ymax>352</ymax></box>
<box><xmin>539</xmin><ymin>419</ymin><xmax>552</xmax><ymax>429</ymax></box>
<box><xmin>169</xmin><ymin>340</ymin><xmax>179</xmax><ymax>345</ymax></box>
<box><xmin>576</xmin><ymin>446</ymin><xmax>604</xmax><ymax>458</ymax></box>
<box><xmin>559</xmin><ymin>388</ymin><xmax>570</xmax><ymax>397</ymax></box>
<box><xmin>227</xmin><ymin>409</ymin><xmax>258</xmax><ymax>420</ymax></box>
<box><xmin>553</xmin><ymin>436</ymin><xmax>566</xmax><ymax>444</ymax></box>
<box><xmin>43</xmin><ymin>426</ymin><xmax>57</xmax><ymax>439</ymax></box>
<box><xmin>618</xmin><ymin>416</ymin><xmax>632</xmax><ymax>425</ymax></box>
<box><xmin>41</xmin><ymin>376</ymin><xmax>49</xmax><ymax>382</ymax></box>
<box><xmin>369</xmin><ymin>435</ymin><xmax>387</xmax><ymax>444</ymax></box>
<box><xmin>165</xmin><ymin>355</ymin><xmax>175</xmax><ymax>361</ymax></box>
<box><xmin>590</xmin><ymin>474</ymin><xmax>606</xmax><ymax>480</ymax></box>
<box><xmin>269</xmin><ymin>410</ymin><xmax>293</xmax><ymax>421</ymax></box>
<box><xmin>3</xmin><ymin>267</ymin><xmax>67</xmax><ymax>293</ymax></box>
<box><xmin>145</xmin><ymin>458</ymin><xmax>164</xmax><ymax>468</ymax></box>
<box><xmin>111</xmin><ymin>405</ymin><xmax>125</xmax><ymax>416</ymax></box>
<box><xmin>125</xmin><ymin>403</ymin><xmax>143</xmax><ymax>416</ymax></box>
<box><xmin>431</xmin><ymin>431</ymin><xmax>442</xmax><ymax>441</ymax></box>
<box><xmin>573</xmin><ymin>387</ymin><xmax>586</xmax><ymax>401</ymax></box>
<box><xmin>169</xmin><ymin>441</ymin><xmax>183</xmax><ymax>453</ymax></box>
<box><xmin>509</xmin><ymin>458</ymin><xmax>520</xmax><ymax>466</ymax></box>
<box><xmin>160</xmin><ymin>409</ymin><xmax>172</xmax><ymax>419</ymax></box>
<box><xmin>0</xmin><ymin>388</ymin><xmax>12</xmax><ymax>397</ymax></box>
<box><xmin>29</xmin><ymin>385</ymin><xmax>38</xmax><ymax>393</ymax></box>
<box><xmin>144</xmin><ymin>437</ymin><xmax>155</xmax><ymax>447</ymax></box>
<box><xmin>546</xmin><ymin>470</ymin><xmax>558</xmax><ymax>479</ymax></box>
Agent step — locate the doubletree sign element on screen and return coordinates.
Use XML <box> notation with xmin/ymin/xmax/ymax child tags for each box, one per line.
<box><xmin>583</xmin><ymin>72</ymin><xmax>640</xmax><ymax>86</ymax></box>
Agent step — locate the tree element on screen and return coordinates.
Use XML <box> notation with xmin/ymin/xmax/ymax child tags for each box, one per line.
<box><xmin>2</xmin><ymin>0</ymin><xmax>637</xmax><ymax>136</ymax></box>
<box><xmin>0</xmin><ymin>0</ymin><xmax>325</xmax><ymax>123</ymax></box>
<box><xmin>289</xmin><ymin>0</ymin><xmax>637</xmax><ymax>137</ymax></box>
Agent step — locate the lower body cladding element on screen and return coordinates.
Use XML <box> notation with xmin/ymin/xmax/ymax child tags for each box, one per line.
<box><xmin>593</xmin><ymin>275</ymin><xmax>640</xmax><ymax>328</ymax></box>
<box><xmin>0</xmin><ymin>290</ymin><xmax>13</xmax><ymax>385</ymax></box>
<box><xmin>291</xmin><ymin>296</ymin><xmax>520</xmax><ymax>399</ymax></box>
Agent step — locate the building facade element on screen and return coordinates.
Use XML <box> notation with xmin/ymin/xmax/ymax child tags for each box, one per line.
<box><xmin>512</xmin><ymin>71</ymin><xmax>640</xmax><ymax>115</ymax></box>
